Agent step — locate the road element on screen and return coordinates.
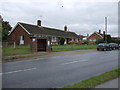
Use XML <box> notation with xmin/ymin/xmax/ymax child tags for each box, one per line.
<box><xmin>2</xmin><ymin>50</ymin><xmax>119</xmax><ymax>88</ymax></box>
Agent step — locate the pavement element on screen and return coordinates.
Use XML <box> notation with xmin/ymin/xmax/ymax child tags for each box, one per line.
<box><xmin>2</xmin><ymin>49</ymin><xmax>97</xmax><ymax>62</ymax></box>
<box><xmin>95</xmin><ymin>78</ymin><xmax>119</xmax><ymax>88</ymax></box>
<box><xmin>2</xmin><ymin>50</ymin><xmax>119</xmax><ymax>88</ymax></box>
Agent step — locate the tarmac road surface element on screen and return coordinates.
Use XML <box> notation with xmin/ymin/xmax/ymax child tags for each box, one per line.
<box><xmin>2</xmin><ymin>50</ymin><xmax>119</xmax><ymax>88</ymax></box>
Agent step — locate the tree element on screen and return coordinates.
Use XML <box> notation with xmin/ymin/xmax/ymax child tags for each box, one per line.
<box><xmin>111</xmin><ymin>39</ymin><xmax>120</xmax><ymax>44</ymax></box>
<box><xmin>96</xmin><ymin>35</ymin><xmax>112</xmax><ymax>44</ymax></box>
<box><xmin>103</xmin><ymin>34</ymin><xmax>112</xmax><ymax>43</ymax></box>
<box><xmin>2</xmin><ymin>21</ymin><xmax>12</xmax><ymax>41</ymax></box>
<box><xmin>95</xmin><ymin>39</ymin><xmax>105</xmax><ymax>44</ymax></box>
<box><xmin>106</xmin><ymin>35</ymin><xmax>112</xmax><ymax>43</ymax></box>
<box><xmin>0</xmin><ymin>15</ymin><xmax>3</xmax><ymax>41</ymax></box>
<box><xmin>59</xmin><ymin>37</ymin><xmax>65</xmax><ymax>45</ymax></box>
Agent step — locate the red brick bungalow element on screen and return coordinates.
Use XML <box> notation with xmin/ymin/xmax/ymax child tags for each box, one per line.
<box><xmin>87</xmin><ymin>30</ymin><xmax>104</xmax><ymax>43</ymax></box>
<box><xmin>8</xmin><ymin>20</ymin><xmax>80</xmax><ymax>51</ymax></box>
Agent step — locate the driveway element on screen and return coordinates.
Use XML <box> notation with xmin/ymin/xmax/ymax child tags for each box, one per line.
<box><xmin>2</xmin><ymin>50</ymin><xmax>118</xmax><ymax>88</ymax></box>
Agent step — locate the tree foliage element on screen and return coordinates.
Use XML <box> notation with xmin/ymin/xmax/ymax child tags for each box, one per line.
<box><xmin>106</xmin><ymin>35</ymin><xmax>112</xmax><ymax>43</ymax></box>
<box><xmin>83</xmin><ymin>41</ymin><xmax>89</xmax><ymax>45</ymax></box>
<box><xmin>2</xmin><ymin>21</ymin><xmax>12</xmax><ymax>41</ymax></box>
<box><xmin>111</xmin><ymin>39</ymin><xmax>120</xmax><ymax>44</ymax></box>
<box><xmin>95</xmin><ymin>39</ymin><xmax>105</xmax><ymax>44</ymax></box>
<box><xmin>96</xmin><ymin>35</ymin><xmax>112</xmax><ymax>44</ymax></box>
<box><xmin>96</xmin><ymin>35</ymin><xmax>120</xmax><ymax>44</ymax></box>
<box><xmin>58</xmin><ymin>37</ymin><xmax>65</xmax><ymax>45</ymax></box>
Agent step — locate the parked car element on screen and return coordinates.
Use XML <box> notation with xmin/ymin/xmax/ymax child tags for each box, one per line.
<box><xmin>109</xmin><ymin>43</ymin><xmax>119</xmax><ymax>50</ymax></box>
<box><xmin>97</xmin><ymin>43</ymin><xmax>111</xmax><ymax>51</ymax></box>
<box><xmin>118</xmin><ymin>44</ymin><xmax>120</xmax><ymax>50</ymax></box>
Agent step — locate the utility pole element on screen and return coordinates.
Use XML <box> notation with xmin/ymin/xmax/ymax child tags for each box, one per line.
<box><xmin>105</xmin><ymin>17</ymin><xmax>107</xmax><ymax>43</ymax></box>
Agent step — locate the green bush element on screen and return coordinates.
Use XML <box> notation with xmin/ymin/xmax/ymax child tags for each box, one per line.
<box><xmin>68</xmin><ymin>41</ymin><xmax>75</xmax><ymax>44</ymax></box>
<box><xmin>59</xmin><ymin>38</ymin><xmax>65</xmax><ymax>45</ymax></box>
<box><xmin>83</xmin><ymin>41</ymin><xmax>89</xmax><ymax>45</ymax></box>
<box><xmin>96</xmin><ymin>39</ymin><xmax>105</xmax><ymax>44</ymax></box>
<box><xmin>111</xmin><ymin>39</ymin><xmax>120</xmax><ymax>44</ymax></box>
<box><xmin>96</xmin><ymin>38</ymin><xmax>120</xmax><ymax>44</ymax></box>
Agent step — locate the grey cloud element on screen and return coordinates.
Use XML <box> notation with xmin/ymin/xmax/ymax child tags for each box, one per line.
<box><xmin>0</xmin><ymin>1</ymin><xmax>118</xmax><ymax>36</ymax></box>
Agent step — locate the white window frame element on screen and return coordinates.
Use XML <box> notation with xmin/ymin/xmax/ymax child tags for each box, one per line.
<box><xmin>93</xmin><ymin>39</ymin><xmax>96</xmax><ymax>41</ymax></box>
<box><xmin>72</xmin><ymin>38</ymin><xmax>74</xmax><ymax>41</ymax></box>
<box><xmin>20</xmin><ymin>35</ymin><xmax>24</xmax><ymax>45</ymax></box>
<box><xmin>89</xmin><ymin>39</ymin><xmax>91</xmax><ymax>41</ymax></box>
<box><xmin>64</xmin><ymin>39</ymin><xmax>67</xmax><ymax>44</ymax></box>
<box><xmin>52</xmin><ymin>37</ymin><xmax>56</xmax><ymax>42</ymax></box>
<box><xmin>89</xmin><ymin>39</ymin><xmax>96</xmax><ymax>41</ymax></box>
<box><xmin>75</xmin><ymin>39</ymin><xmax>78</xmax><ymax>42</ymax></box>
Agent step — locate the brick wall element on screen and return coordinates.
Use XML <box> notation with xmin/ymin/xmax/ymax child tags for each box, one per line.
<box><xmin>87</xmin><ymin>32</ymin><xmax>103</xmax><ymax>43</ymax></box>
<box><xmin>8</xmin><ymin>25</ymin><xmax>31</xmax><ymax>45</ymax></box>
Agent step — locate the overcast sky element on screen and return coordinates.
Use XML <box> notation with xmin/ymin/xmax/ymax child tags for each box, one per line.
<box><xmin>0</xmin><ymin>0</ymin><xmax>119</xmax><ymax>37</ymax></box>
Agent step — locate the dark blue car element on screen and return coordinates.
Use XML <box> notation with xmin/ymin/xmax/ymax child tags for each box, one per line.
<box><xmin>97</xmin><ymin>43</ymin><xmax>111</xmax><ymax>51</ymax></box>
<box><xmin>109</xmin><ymin>43</ymin><xmax>119</xmax><ymax>50</ymax></box>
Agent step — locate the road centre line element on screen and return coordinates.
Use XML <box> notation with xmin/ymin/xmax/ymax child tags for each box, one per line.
<box><xmin>61</xmin><ymin>60</ymin><xmax>88</xmax><ymax>65</ymax></box>
<box><xmin>0</xmin><ymin>67</ymin><xmax>36</xmax><ymax>75</ymax></box>
<box><xmin>34</xmin><ymin>58</ymin><xmax>44</xmax><ymax>61</ymax></box>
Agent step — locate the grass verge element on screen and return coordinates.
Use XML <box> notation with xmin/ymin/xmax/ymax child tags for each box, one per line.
<box><xmin>2</xmin><ymin>51</ymin><xmax>50</xmax><ymax>63</ymax></box>
<box><xmin>63</xmin><ymin>68</ymin><xmax>120</xmax><ymax>88</ymax></box>
<box><xmin>3</xmin><ymin>45</ymin><xmax>32</xmax><ymax>56</ymax></box>
<box><xmin>3</xmin><ymin>45</ymin><xmax>97</xmax><ymax>56</ymax></box>
<box><xmin>52</xmin><ymin>44</ymin><xmax>97</xmax><ymax>52</ymax></box>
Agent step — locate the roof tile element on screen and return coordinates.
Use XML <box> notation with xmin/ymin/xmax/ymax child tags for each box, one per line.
<box><xmin>19</xmin><ymin>22</ymin><xmax>79</xmax><ymax>38</ymax></box>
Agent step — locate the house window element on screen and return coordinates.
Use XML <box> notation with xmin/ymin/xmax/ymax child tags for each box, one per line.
<box><xmin>75</xmin><ymin>39</ymin><xmax>78</xmax><ymax>42</ymax></box>
<box><xmin>83</xmin><ymin>37</ymin><xmax>87</xmax><ymax>40</ymax></box>
<box><xmin>89</xmin><ymin>39</ymin><xmax>92</xmax><ymax>41</ymax></box>
<box><xmin>93</xmin><ymin>39</ymin><xmax>96</xmax><ymax>41</ymax></box>
<box><xmin>64</xmin><ymin>39</ymin><xmax>67</xmax><ymax>44</ymax></box>
<box><xmin>20</xmin><ymin>35</ymin><xmax>24</xmax><ymax>45</ymax></box>
<box><xmin>72</xmin><ymin>38</ymin><xmax>74</xmax><ymax>41</ymax></box>
<box><xmin>52</xmin><ymin>37</ymin><xmax>56</xmax><ymax>42</ymax></box>
<box><xmin>89</xmin><ymin>39</ymin><xmax>96</xmax><ymax>41</ymax></box>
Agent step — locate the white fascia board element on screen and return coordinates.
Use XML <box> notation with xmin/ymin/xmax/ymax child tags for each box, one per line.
<box><xmin>19</xmin><ymin>23</ymin><xmax>30</xmax><ymax>35</ymax></box>
<box><xmin>87</xmin><ymin>33</ymin><xmax>93</xmax><ymax>39</ymax></box>
<box><xmin>8</xmin><ymin>22</ymin><xmax>19</xmax><ymax>36</ymax></box>
<box><xmin>95</xmin><ymin>32</ymin><xmax>103</xmax><ymax>38</ymax></box>
<box><xmin>8</xmin><ymin>22</ymin><xmax>30</xmax><ymax>36</ymax></box>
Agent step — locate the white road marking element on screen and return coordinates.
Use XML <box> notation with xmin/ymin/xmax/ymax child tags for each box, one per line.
<box><xmin>0</xmin><ymin>67</ymin><xmax>36</xmax><ymax>75</ymax></box>
<box><xmin>34</xmin><ymin>58</ymin><xmax>44</xmax><ymax>61</ymax></box>
<box><xmin>61</xmin><ymin>60</ymin><xmax>88</xmax><ymax>65</ymax></box>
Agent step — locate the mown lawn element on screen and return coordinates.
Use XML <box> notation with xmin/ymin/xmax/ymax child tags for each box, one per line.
<box><xmin>52</xmin><ymin>44</ymin><xmax>97</xmax><ymax>52</ymax></box>
<box><xmin>3</xmin><ymin>46</ymin><xmax>32</xmax><ymax>56</ymax></box>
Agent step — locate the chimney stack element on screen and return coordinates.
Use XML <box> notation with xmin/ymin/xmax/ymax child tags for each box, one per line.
<box><xmin>37</xmin><ymin>20</ymin><xmax>41</xmax><ymax>26</ymax></box>
<box><xmin>64</xmin><ymin>25</ymin><xmax>67</xmax><ymax>31</ymax></box>
<box><xmin>87</xmin><ymin>34</ymin><xmax>89</xmax><ymax>37</ymax></box>
<box><xmin>99</xmin><ymin>29</ymin><xmax>101</xmax><ymax>34</ymax></box>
